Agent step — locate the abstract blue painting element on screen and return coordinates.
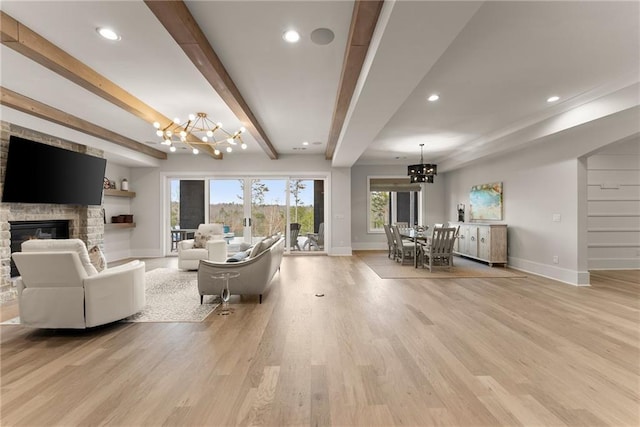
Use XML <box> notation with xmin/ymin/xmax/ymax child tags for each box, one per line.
<box><xmin>470</xmin><ymin>182</ymin><xmax>503</xmax><ymax>220</ymax></box>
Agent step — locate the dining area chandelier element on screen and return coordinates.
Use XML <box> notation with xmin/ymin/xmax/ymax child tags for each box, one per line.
<box><xmin>407</xmin><ymin>143</ymin><xmax>437</xmax><ymax>183</ymax></box>
<box><xmin>153</xmin><ymin>112</ymin><xmax>247</xmax><ymax>156</ymax></box>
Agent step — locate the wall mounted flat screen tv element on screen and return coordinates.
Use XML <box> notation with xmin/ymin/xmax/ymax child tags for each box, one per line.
<box><xmin>2</xmin><ymin>136</ymin><xmax>107</xmax><ymax>205</ymax></box>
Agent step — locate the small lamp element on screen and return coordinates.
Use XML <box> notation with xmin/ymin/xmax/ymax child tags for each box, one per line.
<box><xmin>457</xmin><ymin>204</ymin><xmax>465</xmax><ymax>222</ymax></box>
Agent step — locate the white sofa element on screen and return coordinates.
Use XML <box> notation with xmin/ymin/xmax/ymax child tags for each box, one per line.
<box><xmin>197</xmin><ymin>236</ymin><xmax>284</xmax><ymax>304</ymax></box>
<box><xmin>177</xmin><ymin>223</ymin><xmax>228</xmax><ymax>270</ymax></box>
<box><xmin>12</xmin><ymin>239</ymin><xmax>146</xmax><ymax>329</ymax></box>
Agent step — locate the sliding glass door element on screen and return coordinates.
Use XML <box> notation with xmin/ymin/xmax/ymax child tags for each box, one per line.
<box><xmin>250</xmin><ymin>179</ymin><xmax>287</xmax><ymax>244</ymax></box>
<box><xmin>209</xmin><ymin>179</ymin><xmax>245</xmax><ymax>246</ymax></box>
<box><xmin>167</xmin><ymin>176</ymin><xmax>326</xmax><ymax>254</ymax></box>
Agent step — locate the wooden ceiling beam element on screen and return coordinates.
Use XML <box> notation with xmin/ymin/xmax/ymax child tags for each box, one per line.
<box><xmin>0</xmin><ymin>11</ymin><xmax>221</xmax><ymax>160</ymax></box>
<box><xmin>325</xmin><ymin>1</ymin><xmax>384</xmax><ymax>160</ymax></box>
<box><xmin>0</xmin><ymin>87</ymin><xmax>167</xmax><ymax>160</ymax></box>
<box><xmin>145</xmin><ymin>0</ymin><xmax>278</xmax><ymax>160</ymax></box>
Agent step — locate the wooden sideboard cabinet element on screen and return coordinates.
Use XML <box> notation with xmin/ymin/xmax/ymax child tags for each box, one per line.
<box><xmin>449</xmin><ymin>222</ymin><xmax>507</xmax><ymax>267</ymax></box>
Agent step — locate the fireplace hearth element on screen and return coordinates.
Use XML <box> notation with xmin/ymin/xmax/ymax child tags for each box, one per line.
<box><xmin>9</xmin><ymin>220</ymin><xmax>70</xmax><ymax>277</ymax></box>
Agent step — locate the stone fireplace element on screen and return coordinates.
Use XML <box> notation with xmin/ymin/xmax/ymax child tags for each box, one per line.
<box><xmin>9</xmin><ymin>220</ymin><xmax>71</xmax><ymax>277</ymax></box>
<box><xmin>0</xmin><ymin>121</ymin><xmax>105</xmax><ymax>299</ymax></box>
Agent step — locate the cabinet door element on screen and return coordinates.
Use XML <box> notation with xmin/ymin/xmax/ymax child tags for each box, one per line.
<box><xmin>452</xmin><ymin>224</ymin><xmax>460</xmax><ymax>252</ymax></box>
<box><xmin>467</xmin><ymin>226</ymin><xmax>479</xmax><ymax>257</ymax></box>
<box><xmin>456</xmin><ymin>225</ymin><xmax>468</xmax><ymax>253</ymax></box>
<box><xmin>478</xmin><ymin>226</ymin><xmax>491</xmax><ymax>261</ymax></box>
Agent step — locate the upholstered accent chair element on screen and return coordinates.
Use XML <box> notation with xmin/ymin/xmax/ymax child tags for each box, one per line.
<box><xmin>12</xmin><ymin>239</ymin><xmax>145</xmax><ymax>329</ymax></box>
<box><xmin>177</xmin><ymin>223</ymin><xmax>227</xmax><ymax>270</ymax></box>
<box><xmin>198</xmin><ymin>236</ymin><xmax>285</xmax><ymax>304</ymax></box>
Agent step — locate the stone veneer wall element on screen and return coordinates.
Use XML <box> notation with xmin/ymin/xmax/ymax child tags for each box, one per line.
<box><xmin>0</xmin><ymin>121</ymin><xmax>105</xmax><ymax>299</ymax></box>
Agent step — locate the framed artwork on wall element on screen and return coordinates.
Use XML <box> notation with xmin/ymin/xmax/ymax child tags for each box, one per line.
<box><xmin>469</xmin><ymin>182</ymin><xmax>503</xmax><ymax>220</ymax></box>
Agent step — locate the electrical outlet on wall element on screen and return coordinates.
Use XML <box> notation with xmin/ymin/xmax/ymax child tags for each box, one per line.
<box><xmin>552</xmin><ymin>214</ymin><xmax>561</xmax><ymax>222</ymax></box>
<box><xmin>553</xmin><ymin>255</ymin><xmax>559</xmax><ymax>264</ymax></box>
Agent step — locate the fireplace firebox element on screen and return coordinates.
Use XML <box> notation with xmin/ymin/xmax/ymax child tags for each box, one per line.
<box><xmin>9</xmin><ymin>220</ymin><xmax>70</xmax><ymax>277</ymax></box>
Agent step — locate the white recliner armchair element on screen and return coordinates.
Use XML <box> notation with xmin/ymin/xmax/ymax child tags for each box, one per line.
<box><xmin>11</xmin><ymin>239</ymin><xmax>146</xmax><ymax>329</ymax></box>
<box><xmin>177</xmin><ymin>223</ymin><xmax>228</xmax><ymax>270</ymax></box>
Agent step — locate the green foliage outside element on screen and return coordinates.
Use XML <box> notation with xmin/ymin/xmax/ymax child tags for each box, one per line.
<box><xmin>173</xmin><ymin>179</ymin><xmax>317</xmax><ymax>240</ymax></box>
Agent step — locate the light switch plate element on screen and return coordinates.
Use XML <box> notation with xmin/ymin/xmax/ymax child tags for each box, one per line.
<box><xmin>552</xmin><ymin>214</ymin><xmax>561</xmax><ymax>222</ymax></box>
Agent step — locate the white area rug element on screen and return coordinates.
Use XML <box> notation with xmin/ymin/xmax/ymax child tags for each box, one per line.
<box><xmin>125</xmin><ymin>268</ymin><xmax>219</xmax><ymax>322</ymax></box>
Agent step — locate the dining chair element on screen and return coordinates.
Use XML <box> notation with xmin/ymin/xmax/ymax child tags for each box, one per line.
<box><xmin>420</xmin><ymin>226</ymin><xmax>458</xmax><ymax>271</ymax></box>
<box><xmin>392</xmin><ymin>225</ymin><xmax>415</xmax><ymax>265</ymax></box>
<box><xmin>383</xmin><ymin>224</ymin><xmax>397</xmax><ymax>259</ymax></box>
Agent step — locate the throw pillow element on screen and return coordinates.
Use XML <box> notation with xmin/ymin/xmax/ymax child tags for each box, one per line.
<box><xmin>88</xmin><ymin>245</ymin><xmax>107</xmax><ymax>272</ymax></box>
<box><xmin>261</xmin><ymin>237</ymin><xmax>274</xmax><ymax>250</ymax></box>
<box><xmin>249</xmin><ymin>240</ymin><xmax>264</xmax><ymax>258</ymax></box>
<box><xmin>226</xmin><ymin>251</ymin><xmax>249</xmax><ymax>263</ymax></box>
<box><xmin>193</xmin><ymin>231</ymin><xmax>213</xmax><ymax>248</ymax></box>
<box><xmin>239</xmin><ymin>242</ymin><xmax>252</xmax><ymax>251</ymax></box>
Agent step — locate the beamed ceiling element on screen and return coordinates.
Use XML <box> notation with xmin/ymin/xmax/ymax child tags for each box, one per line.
<box><xmin>0</xmin><ymin>1</ymin><xmax>638</xmax><ymax>168</ymax></box>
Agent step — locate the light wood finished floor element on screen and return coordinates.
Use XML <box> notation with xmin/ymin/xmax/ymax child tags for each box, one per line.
<box><xmin>1</xmin><ymin>255</ymin><xmax>638</xmax><ymax>426</ymax></box>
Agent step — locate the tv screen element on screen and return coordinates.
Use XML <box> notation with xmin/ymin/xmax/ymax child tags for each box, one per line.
<box><xmin>2</xmin><ymin>136</ymin><xmax>107</xmax><ymax>205</ymax></box>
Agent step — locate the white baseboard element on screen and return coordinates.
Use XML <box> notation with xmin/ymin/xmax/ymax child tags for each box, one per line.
<box><xmin>329</xmin><ymin>246</ymin><xmax>353</xmax><ymax>256</ymax></box>
<box><xmin>351</xmin><ymin>242</ymin><xmax>387</xmax><ymax>251</ymax></box>
<box><xmin>588</xmin><ymin>258</ymin><xmax>640</xmax><ymax>270</ymax></box>
<box><xmin>130</xmin><ymin>249</ymin><xmax>164</xmax><ymax>259</ymax></box>
<box><xmin>508</xmin><ymin>256</ymin><xmax>590</xmax><ymax>286</ymax></box>
<box><xmin>106</xmin><ymin>249</ymin><xmax>164</xmax><ymax>263</ymax></box>
<box><xmin>105</xmin><ymin>249</ymin><xmax>133</xmax><ymax>263</ymax></box>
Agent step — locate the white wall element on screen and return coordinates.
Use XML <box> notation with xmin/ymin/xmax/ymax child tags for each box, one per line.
<box><xmin>587</xmin><ymin>137</ymin><xmax>640</xmax><ymax>269</ymax></box>
<box><xmin>330</xmin><ymin>168</ymin><xmax>352</xmax><ymax>255</ymax></box>
<box><xmin>443</xmin><ymin>108</ymin><xmax>640</xmax><ymax>285</ymax></box>
<box><xmin>121</xmin><ymin>153</ymin><xmax>352</xmax><ymax>258</ymax></box>
<box><xmin>350</xmin><ymin>164</ymin><xmax>446</xmax><ymax>250</ymax></box>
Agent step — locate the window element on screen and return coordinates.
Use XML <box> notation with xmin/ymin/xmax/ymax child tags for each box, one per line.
<box><xmin>368</xmin><ymin>177</ymin><xmax>422</xmax><ymax>233</ymax></box>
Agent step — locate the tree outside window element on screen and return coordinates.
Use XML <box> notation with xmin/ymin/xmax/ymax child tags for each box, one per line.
<box><xmin>370</xmin><ymin>191</ymin><xmax>389</xmax><ymax>231</ymax></box>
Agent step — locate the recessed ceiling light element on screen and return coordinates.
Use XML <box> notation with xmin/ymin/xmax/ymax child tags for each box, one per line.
<box><xmin>96</xmin><ymin>27</ymin><xmax>120</xmax><ymax>41</ymax></box>
<box><xmin>302</xmin><ymin>141</ymin><xmax>309</xmax><ymax>146</ymax></box>
<box><xmin>547</xmin><ymin>95</ymin><xmax>560</xmax><ymax>103</ymax></box>
<box><xmin>283</xmin><ymin>30</ymin><xmax>300</xmax><ymax>43</ymax></box>
<box><xmin>428</xmin><ymin>94</ymin><xmax>440</xmax><ymax>102</ymax></box>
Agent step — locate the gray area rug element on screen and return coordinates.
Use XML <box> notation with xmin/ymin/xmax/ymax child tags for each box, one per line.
<box><xmin>125</xmin><ymin>268</ymin><xmax>219</xmax><ymax>322</ymax></box>
<box><xmin>357</xmin><ymin>251</ymin><xmax>527</xmax><ymax>279</ymax></box>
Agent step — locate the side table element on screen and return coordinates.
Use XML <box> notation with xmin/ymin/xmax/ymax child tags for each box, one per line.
<box><xmin>211</xmin><ymin>271</ymin><xmax>240</xmax><ymax>315</ymax></box>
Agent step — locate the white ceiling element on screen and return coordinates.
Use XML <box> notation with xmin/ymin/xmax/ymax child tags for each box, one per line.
<box><xmin>1</xmin><ymin>1</ymin><xmax>639</xmax><ymax>169</ymax></box>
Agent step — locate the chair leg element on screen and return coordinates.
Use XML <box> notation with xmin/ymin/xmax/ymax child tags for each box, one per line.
<box><xmin>200</xmin><ymin>294</ymin><xmax>203</xmax><ymax>305</ymax></box>
<box><xmin>259</xmin><ymin>294</ymin><xmax>262</xmax><ymax>304</ymax></box>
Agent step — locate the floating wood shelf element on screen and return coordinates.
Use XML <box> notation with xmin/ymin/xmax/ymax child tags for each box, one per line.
<box><xmin>104</xmin><ymin>223</ymin><xmax>136</xmax><ymax>230</ymax></box>
<box><xmin>104</xmin><ymin>189</ymin><xmax>136</xmax><ymax>198</ymax></box>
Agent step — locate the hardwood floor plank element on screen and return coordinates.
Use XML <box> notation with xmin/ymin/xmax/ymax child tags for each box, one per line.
<box><xmin>1</xmin><ymin>254</ymin><xmax>638</xmax><ymax>426</ymax></box>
